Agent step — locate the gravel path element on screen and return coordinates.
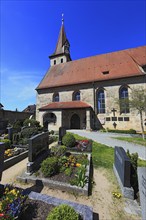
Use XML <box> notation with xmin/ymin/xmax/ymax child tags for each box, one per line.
<box><xmin>68</xmin><ymin>130</ymin><xmax>146</xmax><ymax>160</ymax></box>
<box><xmin>1</xmin><ymin>158</ymin><xmax>28</xmax><ymax>185</ymax></box>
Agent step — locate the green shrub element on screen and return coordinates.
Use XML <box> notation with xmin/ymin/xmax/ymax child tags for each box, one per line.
<box><xmin>129</xmin><ymin>129</ymin><xmax>137</xmax><ymax>134</ymax></box>
<box><xmin>64</xmin><ymin>167</ymin><xmax>73</xmax><ymax>176</ymax></box>
<box><xmin>49</xmin><ymin>135</ymin><xmax>58</xmax><ymax>144</ymax></box>
<box><xmin>21</xmin><ymin>127</ymin><xmax>38</xmax><ymax>138</ymax></box>
<box><xmin>46</xmin><ymin>204</ymin><xmax>79</xmax><ymax>220</ymax></box>
<box><xmin>62</xmin><ymin>133</ymin><xmax>76</xmax><ymax>148</ymax></box>
<box><xmin>0</xmin><ymin>139</ymin><xmax>11</xmax><ymax>149</ymax></box>
<box><xmin>13</xmin><ymin>120</ymin><xmax>23</xmax><ymax>130</ymax></box>
<box><xmin>76</xmin><ymin>154</ymin><xmax>89</xmax><ymax>166</ymax></box>
<box><xmin>51</xmin><ymin>145</ymin><xmax>67</xmax><ymax>157</ymax></box>
<box><xmin>49</xmin><ymin>130</ymin><xmax>54</xmax><ymax>135</ymax></box>
<box><xmin>41</xmin><ymin>156</ymin><xmax>59</xmax><ymax>177</ymax></box>
<box><xmin>127</xmin><ymin>150</ymin><xmax>138</xmax><ymax>195</ymax></box>
<box><xmin>102</xmin><ymin>129</ymin><xmax>137</xmax><ymax>134</ymax></box>
<box><xmin>23</xmin><ymin>119</ymin><xmax>40</xmax><ymax>127</ymax></box>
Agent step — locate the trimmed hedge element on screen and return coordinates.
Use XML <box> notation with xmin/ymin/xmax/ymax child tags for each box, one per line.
<box><xmin>41</xmin><ymin>156</ymin><xmax>59</xmax><ymax>177</ymax></box>
<box><xmin>101</xmin><ymin>129</ymin><xmax>137</xmax><ymax>134</ymax></box>
<box><xmin>62</xmin><ymin>133</ymin><xmax>76</xmax><ymax>148</ymax></box>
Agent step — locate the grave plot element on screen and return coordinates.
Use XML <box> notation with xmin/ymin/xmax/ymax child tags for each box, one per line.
<box><xmin>0</xmin><ymin>124</ymin><xmax>45</xmax><ymax>170</ymax></box>
<box><xmin>18</xmin><ymin>131</ymin><xmax>92</xmax><ymax>196</ymax></box>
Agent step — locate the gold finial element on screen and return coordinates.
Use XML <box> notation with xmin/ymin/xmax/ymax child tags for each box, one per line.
<box><xmin>62</xmin><ymin>13</ymin><xmax>64</xmax><ymax>24</ymax></box>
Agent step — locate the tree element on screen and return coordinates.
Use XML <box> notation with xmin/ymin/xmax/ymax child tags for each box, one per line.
<box><xmin>129</xmin><ymin>87</ymin><xmax>146</xmax><ymax>139</ymax></box>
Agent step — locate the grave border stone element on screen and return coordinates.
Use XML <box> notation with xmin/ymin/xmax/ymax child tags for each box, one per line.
<box><xmin>113</xmin><ymin>146</ymin><xmax>134</xmax><ymax>199</ymax></box>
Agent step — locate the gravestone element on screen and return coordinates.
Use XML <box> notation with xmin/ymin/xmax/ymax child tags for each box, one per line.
<box><xmin>26</xmin><ymin>132</ymin><xmax>49</xmax><ymax>175</ymax></box>
<box><xmin>0</xmin><ymin>142</ymin><xmax>5</xmax><ymax>181</ymax></box>
<box><xmin>113</xmin><ymin>146</ymin><xmax>134</xmax><ymax>199</ymax></box>
<box><xmin>7</xmin><ymin>126</ymin><xmax>13</xmax><ymax>141</ymax></box>
<box><xmin>58</xmin><ymin>127</ymin><xmax>66</xmax><ymax>145</ymax></box>
<box><xmin>138</xmin><ymin>167</ymin><xmax>146</xmax><ymax>220</ymax></box>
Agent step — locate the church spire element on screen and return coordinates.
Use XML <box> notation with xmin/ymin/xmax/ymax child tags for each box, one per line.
<box><xmin>49</xmin><ymin>15</ymin><xmax>71</xmax><ymax>66</ymax></box>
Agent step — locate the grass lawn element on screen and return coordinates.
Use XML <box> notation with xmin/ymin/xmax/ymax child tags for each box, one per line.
<box><xmin>71</xmin><ymin>133</ymin><xmax>146</xmax><ymax>168</ymax></box>
<box><xmin>112</xmin><ymin>136</ymin><xmax>146</xmax><ymax>146</ymax></box>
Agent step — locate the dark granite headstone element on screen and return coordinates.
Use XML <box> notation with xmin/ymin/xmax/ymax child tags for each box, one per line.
<box><xmin>7</xmin><ymin>127</ymin><xmax>13</xmax><ymax>141</ymax></box>
<box><xmin>0</xmin><ymin>142</ymin><xmax>5</xmax><ymax>181</ymax></box>
<box><xmin>58</xmin><ymin>127</ymin><xmax>66</xmax><ymax>145</ymax></box>
<box><xmin>113</xmin><ymin>146</ymin><xmax>134</xmax><ymax>199</ymax></box>
<box><xmin>114</xmin><ymin>146</ymin><xmax>131</xmax><ymax>187</ymax></box>
<box><xmin>138</xmin><ymin>167</ymin><xmax>146</xmax><ymax>220</ymax></box>
<box><xmin>26</xmin><ymin>132</ymin><xmax>49</xmax><ymax>174</ymax></box>
<box><xmin>28</xmin><ymin>132</ymin><xmax>49</xmax><ymax>162</ymax></box>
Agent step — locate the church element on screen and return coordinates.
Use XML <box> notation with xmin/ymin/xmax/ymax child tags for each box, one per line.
<box><xmin>36</xmin><ymin>19</ymin><xmax>146</xmax><ymax>132</ymax></box>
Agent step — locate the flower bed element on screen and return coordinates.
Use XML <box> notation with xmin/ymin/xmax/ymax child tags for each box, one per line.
<box><xmin>23</xmin><ymin>191</ymin><xmax>93</xmax><ymax>220</ymax></box>
<box><xmin>67</xmin><ymin>140</ymin><xmax>92</xmax><ymax>153</ymax></box>
<box><xmin>17</xmin><ymin>152</ymin><xmax>91</xmax><ymax>196</ymax></box>
<box><xmin>4</xmin><ymin>151</ymin><xmax>28</xmax><ymax>170</ymax></box>
<box><xmin>0</xmin><ymin>185</ymin><xmax>27</xmax><ymax>219</ymax></box>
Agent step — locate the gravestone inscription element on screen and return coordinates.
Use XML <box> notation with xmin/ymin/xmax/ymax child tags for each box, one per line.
<box><xmin>138</xmin><ymin>167</ymin><xmax>146</xmax><ymax>220</ymax></box>
<box><xmin>0</xmin><ymin>142</ymin><xmax>5</xmax><ymax>181</ymax></box>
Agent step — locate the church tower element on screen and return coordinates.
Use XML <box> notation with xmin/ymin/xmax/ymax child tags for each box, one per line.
<box><xmin>49</xmin><ymin>15</ymin><xmax>72</xmax><ymax>66</ymax></box>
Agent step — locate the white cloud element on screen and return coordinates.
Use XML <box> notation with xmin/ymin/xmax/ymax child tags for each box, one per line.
<box><xmin>0</xmin><ymin>68</ymin><xmax>42</xmax><ymax>111</ymax></box>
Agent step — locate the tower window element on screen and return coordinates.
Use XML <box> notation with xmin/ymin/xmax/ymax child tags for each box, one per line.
<box><xmin>61</xmin><ymin>58</ymin><xmax>63</xmax><ymax>63</ymax></box>
<box><xmin>54</xmin><ymin>60</ymin><xmax>56</xmax><ymax>65</ymax></box>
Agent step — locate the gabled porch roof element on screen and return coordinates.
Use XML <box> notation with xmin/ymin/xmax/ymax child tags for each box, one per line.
<box><xmin>39</xmin><ymin>101</ymin><xmax>91</xmax><ymax>111</ymax></box>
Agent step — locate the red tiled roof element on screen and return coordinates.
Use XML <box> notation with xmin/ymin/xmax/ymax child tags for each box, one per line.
<box><xmin>37</xmin><ymin>46</ymin><xmax>146</xmax><ymax>90</ymax></box>
<box><xmin>39</xmin><ymin>101</ymin><xmax>91</xmax><ymax>110</ymax></box>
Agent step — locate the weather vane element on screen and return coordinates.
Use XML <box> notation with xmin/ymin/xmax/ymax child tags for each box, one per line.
<box><xmin>62</xmin><ymin>13</ymin><xmax>64</xmax><ymax>24</ymax></box>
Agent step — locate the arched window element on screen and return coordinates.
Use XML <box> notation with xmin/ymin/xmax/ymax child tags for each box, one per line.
<box><xmin>119</xmin><ymin>87</ymin><xmax>129</xmax><ymax>113</ymax></box>
<box><xmin>97</xmin><ymin>89</ymin><xmax>105</xmax><ymax>113</ymax></box>
<box><xmin>53</xmin><ymin>93</ymin><xmax>59</xmax><ymax>102</ymax></box>
<box><xmin>72</xmin><ymin>91</ymin><xmax>80</xmax><ymax>101</ymax></box>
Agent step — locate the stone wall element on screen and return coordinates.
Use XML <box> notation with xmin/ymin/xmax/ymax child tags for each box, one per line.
<box><xmin>0</xmin><ymin>110</ymin><xmax>32</xmax><ymax>133</ymax></box>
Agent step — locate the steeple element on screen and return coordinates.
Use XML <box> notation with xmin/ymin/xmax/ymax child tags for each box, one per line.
<box><xmin>49</xmin><ymin>15</ymin><xmax>71</xmax><ymax>66</ymax></box>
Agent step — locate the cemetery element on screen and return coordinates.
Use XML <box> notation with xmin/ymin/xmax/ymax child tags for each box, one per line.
<box><xmin>0</xmin><ymin>122</ymin><xmax>146</xmax><ymax>219</ymax></box>
<box><xmin>0</xmin><ymin>124</ymin><xmax>94</xmax><ymax>219</ymax></box>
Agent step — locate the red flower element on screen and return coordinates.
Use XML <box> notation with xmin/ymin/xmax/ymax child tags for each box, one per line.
<box><xmin>0</xmin><ymin>213</ymin><xmax>4</xmax><ymax>217</ymax></box>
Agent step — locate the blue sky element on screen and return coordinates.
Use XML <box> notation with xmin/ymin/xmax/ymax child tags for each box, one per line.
<box><xmin>0</xmin><ymin>0</ymin><xmax>145</xmax><ymax>111</ymax></box>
